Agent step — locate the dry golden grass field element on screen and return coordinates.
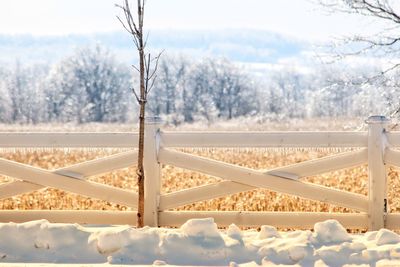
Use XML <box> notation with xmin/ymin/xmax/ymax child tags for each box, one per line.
<box><xmin>1</xmin><ymin>118</ymin><xmax>400</xmax><ymax>226</ymax></box>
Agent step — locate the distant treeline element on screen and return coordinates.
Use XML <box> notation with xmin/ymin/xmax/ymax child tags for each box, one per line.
<box><xmin>0</xmin><ymin>44</ymin><xmax>396</xmax><ymax>125</ymax></box>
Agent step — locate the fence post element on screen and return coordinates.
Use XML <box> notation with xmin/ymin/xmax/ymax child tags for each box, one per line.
<box><xmin>366</xmin><ymin>115</ymin><xmax>389</xmax><ymax>230</ymax></box>
<box><xmin>143</xmin><ymin>117</ymin><xmax>162</xmax><ymax>227</ymax></box>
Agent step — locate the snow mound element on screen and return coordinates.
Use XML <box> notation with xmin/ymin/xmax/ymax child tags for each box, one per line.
<box><xmin>0</xmin><ymin>220</ymin><xmax>102</xmax><ymax>263</ymax></box>
<box><xmin>312</xmin><ymin>219</ymin><xmax>352</xmax><ymax>245</ymax></box>
<box><xmin>375</xmin><ymin>229</ymin><xmax>400</xmax><ymax>246</ymax></box>
<box><xmin>180</xmin><ymin>218</ymin><xmax>220</xmax><ymax>237</ymax></box>
<box><xmin>258</xmin><ymin>225</ymin><xmax>280</xmax><ymax>239</ymax></box>
<box><xmin>227</xmin><ymin>223</ymin><xmax>243</xmax><ymax>240</ymax></box>
<box><xmin>257</xmin><ymin>229</ymin><xmax>314</xmax><ymax>265</ymax></box>
<box><xmin>90</xmin><ymin>226</ymin><xmax>160</xmax><ymax>264</ymax></box>
<box><xmin>1</xmin><ymin>218</ymin><xmax>400</xmax><ymax>266</ymax></box>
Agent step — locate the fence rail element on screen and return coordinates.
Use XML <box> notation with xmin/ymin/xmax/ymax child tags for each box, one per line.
<box><xmin>0</xmin><ymin>115</ymin><xmax>398</xmax><ymax>230</ymax></box>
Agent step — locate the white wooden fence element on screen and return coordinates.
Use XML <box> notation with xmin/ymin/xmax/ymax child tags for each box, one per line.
<box><xmin>0</xmin><ymin>116</ymin><xmax>400</xmax><ymax>230</ymax></box>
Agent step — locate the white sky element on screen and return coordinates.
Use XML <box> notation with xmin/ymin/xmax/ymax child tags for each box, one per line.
<box><xmin>0</xmin><ymin>0</ymin><xmax>380</xmax><ymax>40</ymax></box>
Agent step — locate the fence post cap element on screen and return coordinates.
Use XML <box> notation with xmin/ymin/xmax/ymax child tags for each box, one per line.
<box><xmin>365</xmin><ymin>115</ymin><xmax>390</xmax><ymax>124</ymax></box>
<box><xmin>145</xmin><ymin>116</ymin><xmax>163</xmax><ymax>125</ymax></box>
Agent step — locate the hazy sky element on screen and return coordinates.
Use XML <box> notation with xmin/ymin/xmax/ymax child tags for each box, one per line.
<box><xmin>0</xmin><ymin>0</ymin><xmax>379</xmax><ymax>40</ymax></box>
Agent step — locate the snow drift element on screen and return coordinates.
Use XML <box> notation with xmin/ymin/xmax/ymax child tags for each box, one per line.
<box><xmin>1</xmin><ymin>218</ymin><xmax>400</xmax><ymax>266</ymax></box>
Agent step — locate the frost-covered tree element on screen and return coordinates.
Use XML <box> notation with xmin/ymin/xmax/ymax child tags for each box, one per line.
<box><xmin>5</xmin><ymin>62</ymin><xmax>47</xmax><ymax>124</ymax></box>
<box><xmin>185</xmin><ymin>59</ymin><xmax>219</xmax><ymax>123</ymax></box>
<box><xmin>26</xmin><ymin>64</ymin><xmax>48</xmax><ymax>124</ymax></box>
<box><xmin>148</xmin><ymin>55</ymin><xmax>189</xmax><ymax>125</ymax></box>
<box><xmin>311</xmin><ymin>83</ymin><xmax>358</xmax><ymax>117</ymax></box>
<box><xmin>317</xmin><ymin>0</ymin><xmax>400</xmax><ymax>117</ymax></box>
<box><xmin>0</xmin><ymin>67</ymin><xmax>12</xmax><ymax>123</ymax></box>
<box><xmin>307</xmin><ymin>67</ymin><xmax>360</xmax><ymax>117</ymax></box>
<box><xmin>45</xmin><ymin>45</ymin><xmax>131</xmax><ymax>123</ymax></box>
<box><xmin>264</xmin><ymin>69</ymin><xmax>308</xmax><ymax>118</ymax></box>
<box><xmin>210</xmin><ymin>59</ymin><xmax>259</xmax><ymax>119</ymax></box>
<box><xmin>318</xmin><ymin>0</ymin><xmax>400</xmax><ymax>62</ymax></box>
<box><xmin>352</xmin><ymin>70</ymin><xmax>400</xmax><ymax>117</ymax></box>
<box><xmin>183</xmin><ymin>58</ymin><xmax>259</xmax><ymax>123</ymax></box>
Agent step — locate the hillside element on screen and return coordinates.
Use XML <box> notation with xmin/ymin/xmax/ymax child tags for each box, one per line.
<box><xmin>0</xmin><ymin>29</ymin><xmax>307</xmax><ymax>65</ymax></box>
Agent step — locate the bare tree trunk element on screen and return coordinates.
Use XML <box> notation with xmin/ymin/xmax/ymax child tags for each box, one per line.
<box><xmin>136</xmin><ymin>0</ymin><xmax>146</xmax><ymax>228</ymax></box>
<box><xmin>117</xmin><ymin>0</ymin><xmax>161</xmax><ymax>227</ymax></box>
<box><xmin>136</xmin><ymin>103</ymin><xmax>145</xmax><ymax>227</ymax></box>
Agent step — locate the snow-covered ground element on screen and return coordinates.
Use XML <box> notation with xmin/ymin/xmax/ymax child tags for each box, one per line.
<box><xmin>1</xmin><ymin>218</ymin><xmax>400</xmax><ymax>266</ymax></box>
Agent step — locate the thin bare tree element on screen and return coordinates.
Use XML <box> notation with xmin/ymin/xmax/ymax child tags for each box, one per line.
<box><xmin>317</xmin><ymin>0</ymin><xmax>400</xmax><ymax>67</ymax></box>
<box><xmin>317</xmin><ymin>0</ymin><xmax>400</xmax><ymax>117</ymax></box>
<box><xmin>116</xmin><ymin>0</ymin><xmax>161</xmax><ymax>227</ymax></box>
